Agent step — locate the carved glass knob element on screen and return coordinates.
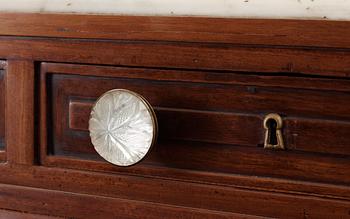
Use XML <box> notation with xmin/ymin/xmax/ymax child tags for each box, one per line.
<box><xmin>89</xmin><ymin>89</ymin><xmax>157</xmax><ymax>166</ymax></box>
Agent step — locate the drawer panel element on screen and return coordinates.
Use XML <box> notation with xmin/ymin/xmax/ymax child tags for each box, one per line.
<box><xmin>69</xmin><ymin>101</ymin><xmax>350</xmax><ymax>156</ymax></box>
<box><xmin>40</xmin><ymin>63</ymin><xmax>350</xmax><ymax>185</ymax></box>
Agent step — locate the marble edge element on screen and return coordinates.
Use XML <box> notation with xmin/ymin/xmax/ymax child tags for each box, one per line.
<box><xmin>0</xmin><ymin>0</ymin><xmax>349</xmax><ymax>21</ymax></box>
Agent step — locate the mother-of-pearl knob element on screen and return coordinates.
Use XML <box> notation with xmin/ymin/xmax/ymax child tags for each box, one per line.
<box><xmin>89</xmin><ymin>89</ymin><xmax>157</xmax><ymax>166</ymax></box>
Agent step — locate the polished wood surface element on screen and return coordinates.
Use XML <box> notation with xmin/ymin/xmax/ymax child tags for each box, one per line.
<box><xmin>1</xmin><ymin>163</ymin><xmax>350</xmax><ymax>218</ymax></box>
<box><xmin>0</xmin><ymin>181</ymin><xmax>265</xmax><ymax>219</ymax></box>
<box><xmin>0</xmin><ymin>12</ymin><xmax>348</xmax><ymax>218</ymax></box>
<box><xmin>40</xmin><ymin>63</ymin><xmax>350</xmax><ymax>186</ymax></box>
<box><xmin>0</xmin><ymin>37</ymin><xmax>349</xmax><ymax>78</ymax></box>
<box><xmin>6</xmin><ymin>60</ymin><xmax>35</xmax><ymax>165</ymax></box>
<box><xmin>0</xmin><ymin>13</ymin><xmax>349</xmax><ymax>48</ymax></box>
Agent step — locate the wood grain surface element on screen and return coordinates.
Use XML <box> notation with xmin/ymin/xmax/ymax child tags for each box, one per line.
<box><xmin>0</xmin><ymin>13</ymin><xmax>349</xmax><ymax>49</ymax></box>
<box><xmin>0</xmin><ymin>164</ymin><xmax>349</xmax><ymax>218</ymax></box>
<box><xmin>38</xmin><ymin>63</ymin><xmax>350</xmax><ymax>187</ymax></box>
<box><xmin>0</xmin><ymin>12</ymin><xmax>348</xmax><ymax>218</ymax></box>
<box><xmin>5</xmin><ymin>60</ymin><xmax>35</xmax><ymax>165</ymax></box>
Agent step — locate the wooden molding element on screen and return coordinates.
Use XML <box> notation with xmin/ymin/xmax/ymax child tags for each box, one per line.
<box><xmin>0</xmin><ymin>182</ymin><xmax>262</xmax><ymax>219</ymax></box>
<box><xmin>5</xmin><ymin>60</ymin><xmax>35</xmax><ymax>165</ymax></box>
<box><xmin>0</xmin><ymin>13</ymin><xmax>349</xmax><ymax>49</ymax></box>
<box><xmin>0</xmin><ymin>164</ymin><xmax>349</xmax><ymax>218</ymax></box>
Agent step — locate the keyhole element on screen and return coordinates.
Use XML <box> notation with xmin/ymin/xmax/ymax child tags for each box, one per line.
<box><xmin>263</xmin><ymin>113</ymin><xmax>285</xmax><ymax>150</ymax></box>
<box><xmin>266</xmin><ymin>119</ymin><xmax>278</xmax><ymax>145</ymax></box>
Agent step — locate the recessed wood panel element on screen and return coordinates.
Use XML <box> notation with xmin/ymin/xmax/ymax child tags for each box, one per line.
<box><xmin>40</xmin><ymin>63</ymin><xmax>350</xmax><ymax>186</ymax></box>
<box><xmin>68</xmin><ymin>100</ymin><xmax>350</xmax><ymax>156</ymax></box>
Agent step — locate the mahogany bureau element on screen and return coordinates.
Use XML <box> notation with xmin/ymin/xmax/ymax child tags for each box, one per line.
<box><xmin>0</xmin><ymin>13</ymin><xmax>349</xmax><ymax>218</ymax></box>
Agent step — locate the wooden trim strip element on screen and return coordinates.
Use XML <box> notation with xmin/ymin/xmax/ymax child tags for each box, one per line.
<box><xmin>0</xmin><ymin>13</ymin><xmax>349</xmax><ymax>49</ymax></box>
<box><xmin>0</xmin><ymin>181</ymin><xmax>264</xmax><ymax>219</ymax></box>
<box><xmin>0</xmin><ymin>38</ymin><xmax>347</xmax><ymax>77</ymax></box>
<box><xmin>5</xmin><ymin>60</ymin><xmax>34</xmax><ymax>165</ymax></box>
<box><xmin>43</xmin><ymin>62</ymin><xmax>350</xmax><ymax>92</ymax></box>
<box><xmin>0</xmin><ymin>164</ymin><xmax>348</xmax><ymax>218</ymax></box>
<box><xmin>41</xmin><ymin>155</ymin><xmax>350</xmax><ymax>201</ymax></box>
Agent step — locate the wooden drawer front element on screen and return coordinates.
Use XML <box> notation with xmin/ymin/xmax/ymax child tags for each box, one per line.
<box><xmin>40</xmin><ymin>63</ymin><xmax>350</xmax><ymax>185</ymax></box>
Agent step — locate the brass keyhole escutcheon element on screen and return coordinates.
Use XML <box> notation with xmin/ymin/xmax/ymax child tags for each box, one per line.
<box><xmin>263</xmin><ymin>113</ymin><xmax>285</xmax><ymax>150</ymax></box>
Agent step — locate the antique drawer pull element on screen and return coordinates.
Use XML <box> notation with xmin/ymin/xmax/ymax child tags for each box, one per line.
<box><xmin>263</xmin><ymin>113</ymin><xmax>285</xmax><ymax>150</ymax></box>
<box><xmin>88</xmin><ymin>89</ymin><xmax>158</xmax><ymax>166</ymax></box>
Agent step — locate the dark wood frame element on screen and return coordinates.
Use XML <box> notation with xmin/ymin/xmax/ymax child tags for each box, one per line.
<box><xmin>0</xmin><ymin>12</ymin><xmax>349</xmax><ymax>218</ymax></box>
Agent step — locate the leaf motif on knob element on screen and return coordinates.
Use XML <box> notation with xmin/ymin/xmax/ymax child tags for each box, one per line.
<box><xmin>89</xmin><ymin>89</ymin><xmax>156</xmax><ymax>166</ymax></box>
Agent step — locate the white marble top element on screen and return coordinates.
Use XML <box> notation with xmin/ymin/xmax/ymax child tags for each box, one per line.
<box><xmin>0</xmin><ymin>0</ymin><xmax>349</xmax><ymax>20</ymax></box>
